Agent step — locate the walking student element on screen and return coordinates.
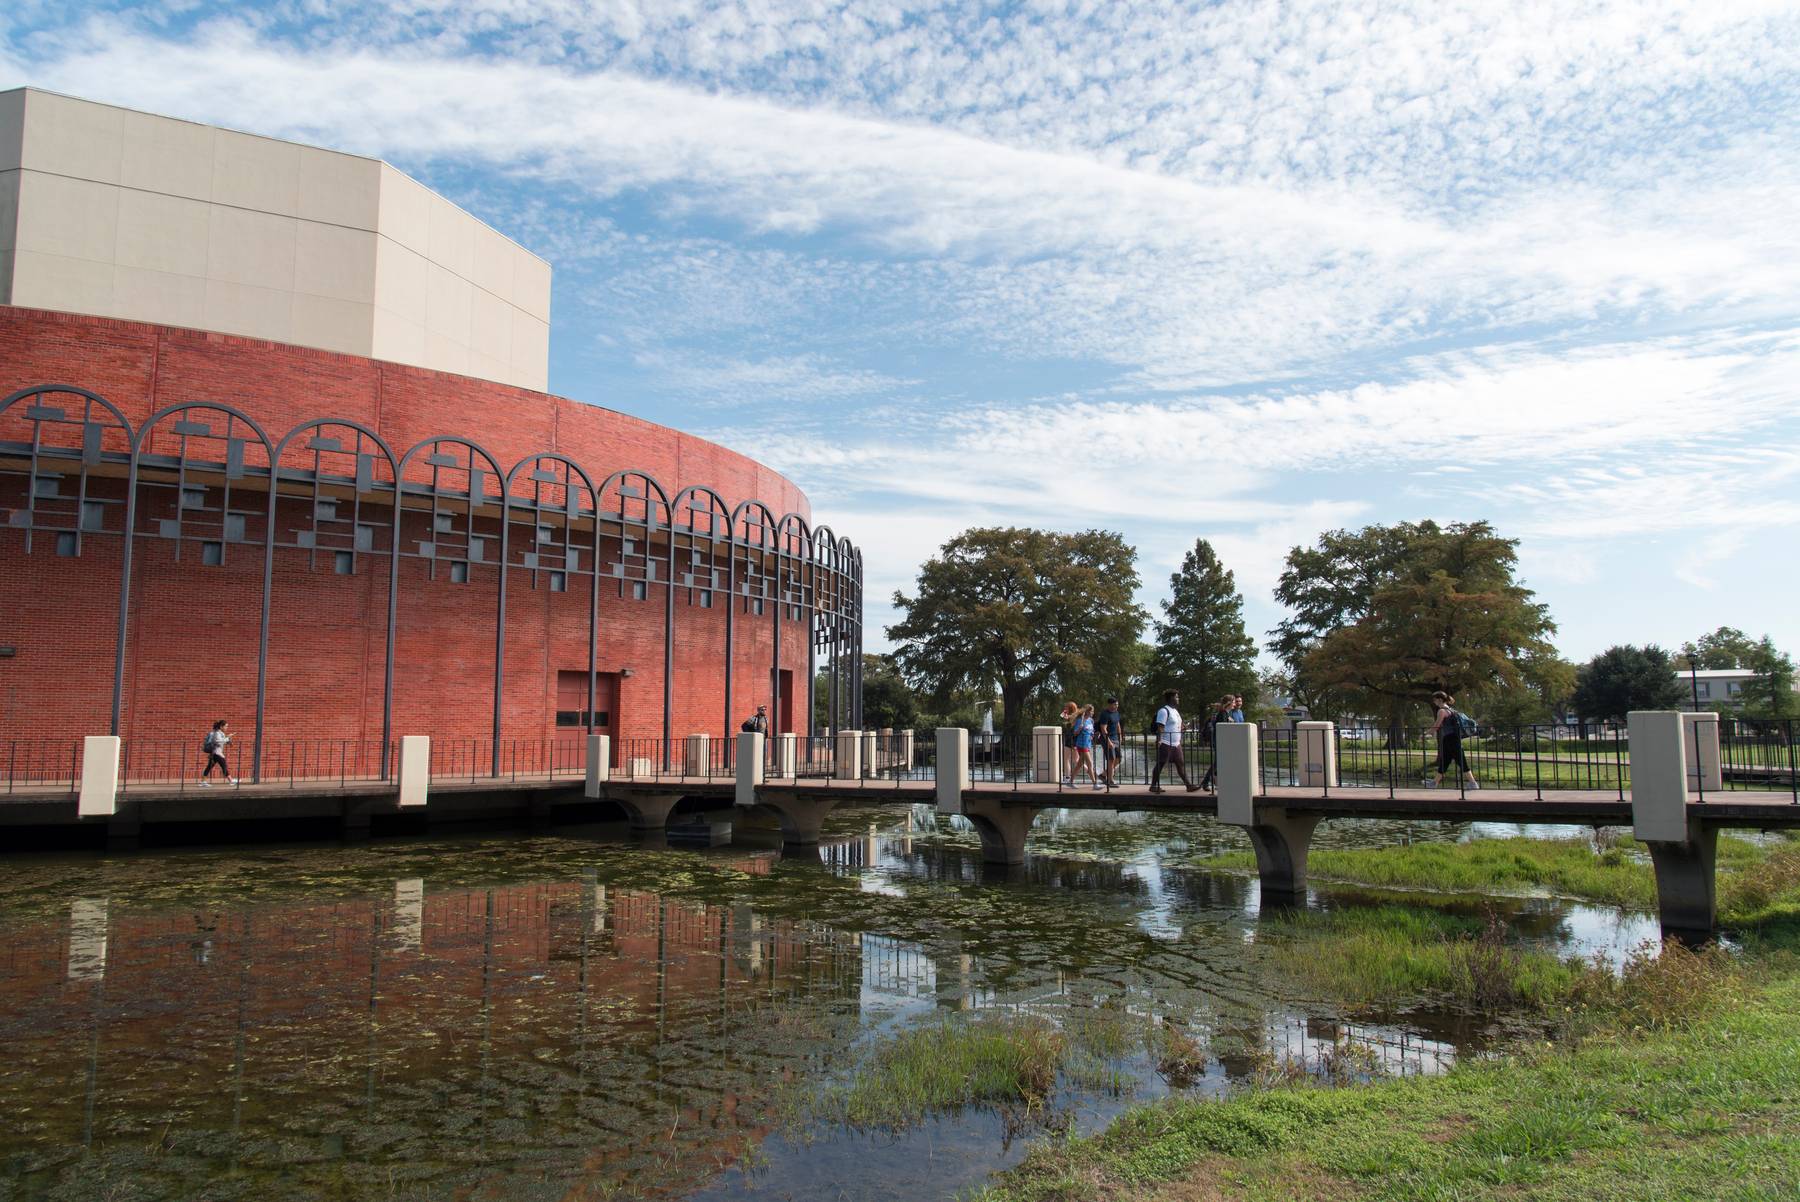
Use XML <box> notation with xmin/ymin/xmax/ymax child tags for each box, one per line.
<box><xmin>1426</xmin><ymin>690</ymin><xmax>1479</xmax><ymax>790</ymax></box>
<box><xmin>1097</xmin><ymin>697</ymin><xmax>1123</xmax><ymax>788</ymax></box>
<box><xmin>1198</xmin><ymin>694</ymin><xmax>1234</xmax><ymax>791</ymax></box>
<box><xmin>1059</xmin><ymin>701</ymin><xmax>1080</xmax><ymax>785</ymax></box>
<box><xmin>1149</xmin><ymin>689</ymin><xmax>1199</xmax><ymax>793</ymax></box>
<box><xmin>199</xmin><ymin>719</ymin><xmax>236</xmax><ymax>786</ymax></box>
<box><xmin>1071</xmin><ymin>704</ymin><xmax>1100</xmax><ymax>790</ymax></box>
<box><xmin>741</xmin><ymin>704</ymin><xmax>769</xmax><ymax>736</ymax></box>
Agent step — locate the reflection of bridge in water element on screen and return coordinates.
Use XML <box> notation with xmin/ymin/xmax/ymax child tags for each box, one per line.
<box><xmin>3</xmin><ymin>827</ymin><xmax>1486</xmax><ymax>1199</ymax></box>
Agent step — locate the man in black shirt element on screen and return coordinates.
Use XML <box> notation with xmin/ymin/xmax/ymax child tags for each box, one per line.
<box><xmin>1097</xmin><ymin>697</ymin><xmax>1124</xmax><ymax>787</ymax></box>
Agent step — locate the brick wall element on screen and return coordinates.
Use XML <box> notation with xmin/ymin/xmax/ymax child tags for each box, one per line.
<box><xmin>0</xmin><ymin>307</ymin><xmax>828</xmax><ymax>756</ymax></box>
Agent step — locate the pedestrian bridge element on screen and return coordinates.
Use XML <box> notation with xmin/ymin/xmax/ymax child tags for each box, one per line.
<box><xmin>11</xmin><ymin>714</ymin><xmax>1796</xmax><ymax>941</ymax></box>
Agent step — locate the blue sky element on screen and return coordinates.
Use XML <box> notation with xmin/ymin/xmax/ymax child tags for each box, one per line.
<box><xmin>6</xmin><ymin>2</ymin><xmax>1799</xmax><ymax>665</ymax></box>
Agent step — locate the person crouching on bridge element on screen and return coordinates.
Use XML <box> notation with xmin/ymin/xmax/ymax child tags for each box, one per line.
<box><xmin>1150</xmin><ymin>689</ymin><xmax>1201</xmax><ymax>793</ymax></box>
<box><xmin>199</xmin><ymin>719</ymin><xmax>236</xmax><ymax>787</ymax></box>
<box><xmin>1426</xmin><ymin>691</ymin><xmax>1479</xmax><ymax>791</ymax></box>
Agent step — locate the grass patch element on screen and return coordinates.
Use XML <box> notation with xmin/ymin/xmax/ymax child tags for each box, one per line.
<box><xmin>973</xmin><ymin>942</ymin><xmax>1798</xmax><ymax>1202</ymax></box>
<box><xmin>1205</xmin><ymin>836</ymin><xmax>1658</xmax><ymax>909</ymax></box>
<box><xmin>801</xmin><ymin>1013</ymin><xmax>1066</xmax><ymax>1130</ymax></box>
<box><xmin>1259</xmin><ymin>905</ymin><xmax>1585</xmax><ymax>1011</ymax></box>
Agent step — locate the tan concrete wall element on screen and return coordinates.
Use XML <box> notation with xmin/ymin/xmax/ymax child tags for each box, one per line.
<box><xmin>0</xmin><ymin>88</ymin><xmax>550</xmax><ymax>391</ymax></box>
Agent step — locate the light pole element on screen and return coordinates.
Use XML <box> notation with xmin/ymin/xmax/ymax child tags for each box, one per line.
<box><xmin>1682</xmin><ymin>642</ymin><xmax>1700</xmax><ymax>712</ymax></box>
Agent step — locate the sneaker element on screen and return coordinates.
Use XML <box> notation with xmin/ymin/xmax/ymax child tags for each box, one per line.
<box><xmin>1467</xmin><ymin>779</ymin><xmax>1480</xmax><ymax>790</ymax></box>
<box><xmin>1060</xmin><ymin>777</ymin><xmax>1073</xmax><ymax>786</ymax></box>
<box><xmin>1092</xmin><ymin>782</ymin><xmax>1105</xmax><ymax>791</ymax></box>
<box><xmin>198</xmin><ymin>780</ymin><xmax>211</xmax><ymax>788</ymax></box>
<box><xmin>229</xmin><ymin>778</ymin><xmax>238</xmax><ymax>786</ymax></box>
<box><xmin>1185</xmin><ymin>783</ymin><xmax>1202</xmax><ymax>792</ymax></box>
<box><xmin>1148</xmin><ymin>785</ymin><xmax>1166</xmax><ymax>794</ymax></box>
<box><xmin>1423</xmin><ymin>779</ymin><xmax>1438</xmax><ymax>789</ymax></box>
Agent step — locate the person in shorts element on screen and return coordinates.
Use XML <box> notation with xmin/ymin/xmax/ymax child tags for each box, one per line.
<box><xmin>1149</xmin><ymin>689</ymin><xmax>1199</xmax><ymax>793</ymax></box>
<box><xmin>1058</xmin><ymin>701</ymin><xmax>1080</xmax><ymax>784</ymax></box>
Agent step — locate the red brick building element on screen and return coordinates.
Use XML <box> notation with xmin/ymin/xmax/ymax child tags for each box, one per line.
<box><xmin>0</xmin><ymin>305</ymin><xmax>863</xmax><ymax>779</ymax></box>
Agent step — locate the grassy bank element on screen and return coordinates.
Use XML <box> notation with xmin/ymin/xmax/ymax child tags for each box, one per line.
<box><xmin>974</xmin><ymin>944</ymin><xmax>1800</xmax><ymax>1202</ymax></box>
<box><xmin>1202</xmin><ymin>833</ymin><xmax>1800</xmax><ymax>923</ymax></box>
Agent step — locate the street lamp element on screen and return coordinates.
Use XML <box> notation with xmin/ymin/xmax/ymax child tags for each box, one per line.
<box><xmin>1682</xmin><ymin>642</ymin><xmax>1699</xmax><ymax>713</ymax></box>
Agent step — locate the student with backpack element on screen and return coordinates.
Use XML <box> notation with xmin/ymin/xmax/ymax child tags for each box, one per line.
<box><xmin>1149</xmin><ymin>689</ymin><xmax>1200</xmax><ymax>793</ymax></box>
<box><xmin>199</xmin><ymin>719</ymin><xmax>235</xmax><ymax>786</ymax></box>
<box><xmin>740</xmin><ymin>705</ymin><xmax>769</xmax><ymax>736</ymax></box>
<box><xmin>1426</xmin><ymin>691</ymin><xmax>1479</xmax><ymax>790</ymax></box>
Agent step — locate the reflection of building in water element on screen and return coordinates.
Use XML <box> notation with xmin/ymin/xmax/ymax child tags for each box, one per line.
<box><xmin>0</xmin><ymin>871</ymin><xmax>869</xmax><ymax>1197</ymax></box>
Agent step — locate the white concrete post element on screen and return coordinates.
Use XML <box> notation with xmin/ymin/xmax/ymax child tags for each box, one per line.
<box><xmin>736</xmin><ymin>731</ymin><xmax>765</xmax><ymax>806</ymax></box>
<box><xmin>1681</xmin><ymin>712</ymin><xmax>1723</xmax><ymax>793</ymax></box>
<box><xmin>683</xmin><ymin>733</ymin><xmax>710</xmax><ymax>777</ymax></box>
<box><xmin>393</xmin><ymin>879</ymin><xmax>424</xmax><ymax>952</ymax></box>
<box><xmin>583</xmin><ymin>734</ymin><xmax>610</xmax><ymax>798</ymax></box>
<box><xmin>77</xmin><ymin>735</ymin><xmax>120</xmax><ymax>817</ymax></box>
<box><xmin>1629</xmin><ymin>711</ymin><xmax>1689</xmax><ymax>842</ymax></box>
<box><xmin>878</xmin><ymin>728</ymin><xmax>895</xmax><ymax>769</ymax></box>
<box><xmin>1296</xmin><ymin>721</ymin><xmax>1337</xmax><ymax>788</ymax></box>
<box><xmin>899</xmin><ymin>730</ymin><xmax>915</xmax><ymax>770</ymax></box>
<box><xmin>1032</xmin><ymin>725</ymin><xmax>1063</xmax><ymax>783</ymax></box>
<box><xmin>775</xmin><ymin>731</ymin><xmax>797</xmax><ymax>778</ymax></box>
<box><xmin>834</xmin><ymin>729</ymin><xmax>863</xmax><ymax>780</ymax></box>
<box><xmin>936</xmin><ymin>727</ymin><xmax>970</xmax><ymax>815</ymax></box>
<box><xmin>396</xmin><ymin>735</ymin><xmax>430</xmax><ymax>806</ymax></box>
<box><xmin>1216</xmin><ymin>721</ymin><xmax>1261</xmax><ymax>826</ymax></box>
<box><xmin>862</xmin><ymin>729</ymin><xmax>879</xmax><ymax>777</ymax></box>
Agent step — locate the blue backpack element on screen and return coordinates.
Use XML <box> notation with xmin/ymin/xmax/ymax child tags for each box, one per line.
<box><xmin>1453</xmin><ymin>710</ymin><xmax>1479</xmax><ymax>738</ymax></box>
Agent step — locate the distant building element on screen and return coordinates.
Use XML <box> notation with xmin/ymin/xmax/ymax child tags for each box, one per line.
<box><xmin>1674</xmin><ymin>668</ymin><xmax>1799</xmax><ymax>711</ymax></box>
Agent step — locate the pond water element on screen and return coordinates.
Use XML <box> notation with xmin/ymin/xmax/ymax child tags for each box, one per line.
<box><xmin>0</xmin><ymin>806</ymin><xmax>1658</xmax><ymax>1201</ymax></box>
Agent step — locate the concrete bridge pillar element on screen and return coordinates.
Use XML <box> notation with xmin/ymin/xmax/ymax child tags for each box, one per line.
<box><xmin>1682</xmin><ymin>712</ymin><xmax>1723</xmax><ymax>793</ymax></box>
<box><xmin>960</xmin><ymin>795</ymin><xmax>1040</xmax><ymax>866</ymax></box>
<box><xmin>774</xmin><ymin>731</ymin><xmax>797</xmax><ymax>778</ymax></box>
<box><xmin>936</xmin><ymin>728</ymin><xmax>970</xmax><ymax>814</ymax></box>
<box><xmin>584</xmin><ymin>734</ymin><xmax>610</xmax><ymax>798</ymax></box>
<box><xmin>683</xmin><ymin>733</ymin><xmax>710</xmax><ymax>777</ymax></box>
<box><xmin>751</xmin><ymin>788</ymin><xmax>839</xmax><ymax>846</ymax></box>
<box><xmin>1031</xmin><ymin>726</ymin><xmax>1062</xmax><ymax>783</ymax></box>
<box><xmin>862</xmin><ymin>730</ymin><xmax>879</xmax><ymax>778</ymax></box>
<box><xmin>736</xmin><ymin>732</ymin><xmax>765</xmax><ymax>807</ymax></box>
<box><xmin>1296</xmin><ymin>721</ymin><xmax>1337</xmax><ymax>789</ymax></box>
<box><xmin>613</xmin><ymin>791</ymin><xmax>685</xmax><ymax>833</ymax></box>
<box><xmin>78</xmin><ymin>736</ymin><xmax>121</xmax><ymax>818</ymax></box>
<box><xmin>834</xmin><ymin>730</ymin><xmax>862</xmax><ymax>780</ymax></box>
<box><xmin>397</xmin><ymin>735</ymin><xmax>430</xmax><ymax>807</ymax></box>
<box><xmin>1216</xmin><ymin>722</ymin><xmax>1318</xmax><ymax>903</ymax></box>
<box><xmin>1630</xmin><ymin>709</ymin><xmax>1719</xmax><ymax>939</ymax></box>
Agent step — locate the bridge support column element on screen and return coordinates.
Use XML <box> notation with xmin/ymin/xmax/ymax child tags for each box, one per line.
<box><xmin>936</xmin><ymin>728</ymin><xmax>970</xmax><ymax>815</ymax></box>
<box><xmin>78</xmin><ymin>736</ymin><xmax>121</xmax><ymax>818</ymax></box>
<box><xmin>612</xmin><ymin>791</ymin><xmax>684</xmax><ymax>833</ymax></box>
<box><xmin>1646</xmin><ymin>820</ymin><xmax>1719</xmax><ymax>943</ymax></box>
<box><xmin>962</xmin><ymin>795</ymin><xmax>1039</xmax><ymax>866</ymax></box>
<box><xmin>397</xmin><ymin>735</ymin><xmax>430</xmax><ymax>807</ymax></box>
<box><xmin>736</xmin><ymin>732</ymin><xmax>765</xmax><ymax>807</ymax></box>
<box><xmin>1216</xmin><ymin>723</ymin><xmax>1318</xmax><ymax>902</ymax></box>
<box><xmin>1630</xmin><ymin>710</ymin><xmax>1719</xmax><ymax>939</ymax></box>
<box><xmin>1682</xmin><ymin>713</ymin><xmax>1723</xmax><ymax>793</ymax></box>
<box><xmin>584</xmin><ymin>734</ymin><xmax>610</xmax><ymax>798</ymax></box>
<box><xmin>753</xmin><ymin>788</ymin><xmax>838</xmax><ymax>846</ymax></box>
<box><xmin>1031</xmin><ymin>725</ymin><xmax>1062</xmax><ymax>783</ymax></box>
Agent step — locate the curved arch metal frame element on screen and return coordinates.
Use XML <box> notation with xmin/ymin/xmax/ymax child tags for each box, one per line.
<box><xmin>0</xmin><ymin>386</ymin><xmax>864</xmax><ymax>778</ymax></box>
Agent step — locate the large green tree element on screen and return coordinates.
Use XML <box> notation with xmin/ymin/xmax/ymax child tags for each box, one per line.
<box><xmin>1148</xmin><ymin>539</ymin><xmax>1258</xmax><ymax>711</ymax></box>
<box><xmin>1571</xmin><ymin>645</ymin><xmax>1687</xmax><ymax>722</ymax></box>
<box><xmin>1740</xmin><ymin>636</ymin><xmax>1798</xmax><ymax>719</ymax></box>
<box><xmin>888</xmin><ymin>527</ymin><xmax>1146</xmax><ymax>743</ymax></box>
<box><xmin>816</xmin><ymin>654</ymin><xmax>921</xmax><ymax>732</ymax></box>
<box><xmin>1676</xmin><ymin>626</ymin><xmax>1758</xmax><ymax>670</ymax></box>
<box><xmin>1270</xmin><ymin>521</ymin><xmax>1559</xmax><ymax>736</ymax></box>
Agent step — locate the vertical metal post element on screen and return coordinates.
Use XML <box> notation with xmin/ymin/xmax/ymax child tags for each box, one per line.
<box><xmin>255</xmin><ymin>450</ymin><xmax>282</xmax><ymax>784</ymax></box>
<box><xmin>588</xmin><ymin>512</ymin><xmax>601</xmax><ymax>738</ymax></box>
<box><xmin>493</xmin><ymin>481</ymin><xmax>508</xmax><ymax>779</ymax></box>
<box><xmin>724</xmin><ymin>525</ymin><xmax>736</xmax><ymax>740</ymax></box>
<box><xmin>663</xmin><ymin>524</ymin><xmax>675</xmax><ymax>768</ymax></box>
<box><xmin>110</xmin><ymin>446</ymin><xmax>143</xmax><ymax>737</ymax></box>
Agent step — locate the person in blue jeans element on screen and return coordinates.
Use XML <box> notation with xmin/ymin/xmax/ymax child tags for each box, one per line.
<box><xmin>1070</xmin><ymin>705</ymin><xmax>1099</xmax><ymax>789</ymax></box>
<box><xmin>1097</xmin><ymin>697</ymin><xmax>1124</xmax><ymax>787</ymax></box>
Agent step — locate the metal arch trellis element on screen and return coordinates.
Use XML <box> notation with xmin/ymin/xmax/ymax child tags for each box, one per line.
<box><xmin>393</xmin><ymin>435</ymin><xmax>510</xmax><ymax>776</ymax></box>
<box><xmin>728</xmin><ymin>499</ymin><xmax>780</xmax><ymax>746</ymax></box>
<box><xmin>0</xmin><ymin>383</ymin><xmax>866</xmax><ymax>776</ymax></box>
<box><xmin>499</xmin><ymin>451</ymin><xmax>602</xmax><ymax>774</ymax></box>
<box><xmin>119</xmin><ymin>401</ymin><xmax>279</xmax><ymax>755</ymax></box>
<box><xmin>261</xmin><ymin>417</ymin><xmax>401</xmax><ymax>782</ymax></box>
<box><xmin>670</xmin><ymin>485</ymin><xmax>734</xmax><ymax>748</ymax></box>
<box><xmin>594</xmin><ymin>468</ymin><xmax>674</xmax><ymax>765</ymax></box>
